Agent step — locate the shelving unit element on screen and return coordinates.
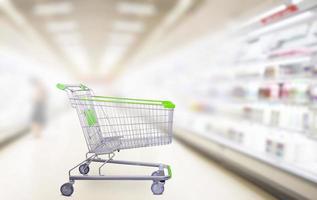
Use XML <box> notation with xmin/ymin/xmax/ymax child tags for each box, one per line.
<box><xmin>115</xmin><ymin>0</ymin><xmax>317</xmax><ymax>194</ymax></box>
<box><xmin>183</xmin><ymin>1</ymin><xmax>317</xmax><ymax>183</ymax></box>
<box><xmin>186</xmin><ymin>0</ymin><xmax>317</xmax><ymax>183</ymax></box>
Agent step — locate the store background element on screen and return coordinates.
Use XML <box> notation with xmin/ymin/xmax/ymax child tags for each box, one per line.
<box><xmin>0</xmin><ymin>0</ymin><xmax>317</xmax><ymax>199</ymax></box>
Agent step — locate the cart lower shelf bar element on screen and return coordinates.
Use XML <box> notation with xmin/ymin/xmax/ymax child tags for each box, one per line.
<box><xmin>70</xmin><ymin>175</ymin><xmax>170</xmax><ymax>181</ymax></box>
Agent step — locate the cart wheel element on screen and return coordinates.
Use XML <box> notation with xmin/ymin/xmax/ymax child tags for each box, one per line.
<box><xmin>151</xmin><ymin>182</ymin><xmax>164</xmax><ymax>195</ymax></box>
<box><xmin>151</xmin><ymin>170</ymin><xmax>165</xmax><ymax>183</ymax></box>
<box><xmin>79</xmin><ymin>163</ymin><xmax>90</xmax><ymax>175</ymax></box>
<box><xmin>60</xmin><ymin>182</ymin><xmax>74</xmax><ymax>196</ymax></box>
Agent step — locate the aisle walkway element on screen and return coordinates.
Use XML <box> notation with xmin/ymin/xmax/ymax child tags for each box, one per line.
<box><xmin>0</xmin><ymin>112</ymin><xmax>275</xmax><ymax>200</ymax></box>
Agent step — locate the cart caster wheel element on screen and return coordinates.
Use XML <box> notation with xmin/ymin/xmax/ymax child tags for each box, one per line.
<box><xmin>151</xmin><ymin>170</ymin><xmax>165</xmax><ymax>183</ymax></box>
<box><xmin>79</xmin><ymin>163</ymin><xmax>90</xmax><ymax>175</ymax></box>
<box><xmin>151</xmin><ymin>182</ymin><xmax>164</xmax><ymax>195</ymax></box>
<box><xmin>60</xmin><ymin>182</ymin><xmax>74</xmax><ymax>196</ymax></box>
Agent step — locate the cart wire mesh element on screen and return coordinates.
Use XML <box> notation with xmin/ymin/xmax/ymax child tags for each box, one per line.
<box><xmin>67</xmin><ymin>89</ymin><xmax>174</xmax><ymax>154</ymax></box>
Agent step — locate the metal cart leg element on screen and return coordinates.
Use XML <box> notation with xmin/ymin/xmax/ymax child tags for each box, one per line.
<box><xmin>61</xmin><ymin>153</ymin><xmax>172</xmax><ymax>196</ymax></box>
<box><xmin>98</xmin><ymin>153</ymin><xmax>115</xmax><ymax>175</ymax></box>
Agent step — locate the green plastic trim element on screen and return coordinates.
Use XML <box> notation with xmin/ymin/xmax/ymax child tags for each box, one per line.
<box><xmin>82</xmin><ymin>96</ymin><xmax>175</xmax><ymax>109</ymax></box>
<box><xmin>81</xmin><ymin>97</ymin><xmax>161</xmax><ymax>106</ymax></box>
<box><xmin>93</xmin><ymin>95</ymin><xmax>163</xmax><ymax>103</ymax></box>
<box><xmin>56</xmin><ymin>83</ymin><xmax>66</xmax><ymax>90</ymax></box>
<box><xmin>84</xmin><ymin>109</ymin><xmax>97</xmax><ymax>126</ymax></box>
<box><xmin>56</xmin><ymin>83</ymin><xmax>89</xmax><ymax>91</ymax></box>
<box><xmin>167</xmin><ymin>165</ymin><xmax>172</xmax><ymax>178</ymax></box>
<box><xmin>162</xmin><ymin>101</ymin><xmax>175</xmax><ymax>109</ymax></box>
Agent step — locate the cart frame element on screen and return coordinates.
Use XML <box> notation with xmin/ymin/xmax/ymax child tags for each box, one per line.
<box><xmin>57</xmin><ymin>83</ymin><xmax>174</xmax><ymax>196</ymax></box>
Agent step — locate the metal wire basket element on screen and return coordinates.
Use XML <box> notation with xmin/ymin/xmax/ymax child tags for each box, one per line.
<box><xmin>60</xmin><ymin>84</ymin><xmax>174</xmax><ymax>154</ymax></box>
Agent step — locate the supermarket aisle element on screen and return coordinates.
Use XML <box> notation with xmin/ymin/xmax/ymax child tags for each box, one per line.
<box><xmin>0</xmin><ymin>112</ymin><xmax>275</xmax><ymax>200</ymax></box>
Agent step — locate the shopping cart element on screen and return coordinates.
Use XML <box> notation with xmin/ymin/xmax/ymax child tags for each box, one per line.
<box><xmin>57</xmin><ymin>83</ymin><xmax>174</xmax><ymax>196</ymax></box>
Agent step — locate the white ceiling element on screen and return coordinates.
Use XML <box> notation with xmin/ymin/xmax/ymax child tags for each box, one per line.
<box><xmin>0</xmin><ymin>0</ymin><xmax>286</xmax><ymax>78</ymax></box>
<box><xmin>9</xmin><ymin>0</ymin><xmax>185</xmax><ymax>76</ymax></box>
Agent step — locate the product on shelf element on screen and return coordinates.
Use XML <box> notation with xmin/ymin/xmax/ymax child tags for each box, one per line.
<box><xmin>242</xmin><ymin>106</ymin><xmax>264</xmax><ymax>123</ymax></box>
<box><xmin>266</xmin><ymin>139</ymin><xmax>273</xmax><ymax>153</ymax></box>
<box><xmin>258</xmin><ymin>86</ymin><xmax>272</xmax><ymax>99</ymax></box>
<box><xmin>231</xmin><ymin>86</ymin><xmax>247</xmax><ymax>98</ymax></box>
<box><xmin>288</xmin><ymin>83</ymin><xmax>309</xmax><ymax>103</ymax></box>
<box><xmin>264</xmin><ymin>66</ymin><xmax>277</xmax><ymax>78</ymax></box>
<box><xmin>302</xmin><ymin>112</ymin><xmax>310</xmax><ymax>131</ymax></box>
<box><xmin>312</xmin><ymin>65</ymin><xmax>317</xmax><ymax>76</ymax></box>
<box><xmin>265</xmin><ymin>139</ymin><xmax>285</xmax><ymax>158</ymax></box>
<box><xmin>278</xmin><ymin>83</ymin><xmax>288</xmax><ymax>99</ymax></box>
<box><xmin>243</xmin><ymin>106</ymin><xmax>252</xmax><ymax>119</ymax></box>
<box><xmin>258</xmin><ymin>87</ymin><xmax>271</xmax><ymax>99</ymax></box>
<box><xmin>308</xmin><ymin>84</ymin><xmax>317</xmax><ymax>101</ymax></box>
<box><xmin>276</xmin><ymin>142</ymin><xmax>285</xmax><ymax>157</ymax></box>
<box><xmin>227</xmin><ymin>128</ymin><xmax>244</xmax><ymax>144</ymax></box>
<box><xmin>270</xmin><ymin>110</ymin><xmax>280</xmax><ymax>127</ymax></box>
<box><xmin>262</xmin><ymin>63</ymin><xmax>316</xmax><ymax>80</ymax></box>
<box><xmin>309</xmin><ymin>108</ymin><xmax>317</xmax><ymax>138</ymax></box>
<box><xmin>190</xmin><ymin>102</ymin><xmax>214</xmax><ymax>113</ymax></box>
<box><xmin>279</xmin><ymin>64</ymin><xmax>301</xmax><ymax>76</ymax></box>
<box><xmin>257</xmin><ymin>82</ymin><xmax>309</xmax><ymax>103</ymax></box>
<box><xmin>279</xmin><ymin>63</ymin><xmax>313</xmax><ymax>78</ymax></box>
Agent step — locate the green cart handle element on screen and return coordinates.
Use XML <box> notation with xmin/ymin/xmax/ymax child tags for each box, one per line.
<box><xmin>56</xmin><ymin>83</ymin><xmax>89</xmax><ymax>91</ymax></box>
<box><xmin>167</xmin><ymin>165</ymin><xmax>172</xmax><ymax>178</ymax></box>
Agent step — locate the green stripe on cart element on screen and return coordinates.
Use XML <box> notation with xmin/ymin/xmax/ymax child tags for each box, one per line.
<box><xmin>167</xmin><ymin>165</ymin><xmax>172</xmax><ymax>178</ymax></box>
<box><xmin>81</xmin><ymin>96</ymin><xmax>175</xmax><ymax>109</ymax></box>
<box><xmin>84</xmin><ymin>109</ymin><xmax>97</xmax><ymax>126</ymax></box>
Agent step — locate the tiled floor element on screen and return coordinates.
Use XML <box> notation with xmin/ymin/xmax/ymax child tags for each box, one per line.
<box><xmin>0</xmin><ymin>112</ymin><xmax>275</xmax><ymax>200</ymax></box>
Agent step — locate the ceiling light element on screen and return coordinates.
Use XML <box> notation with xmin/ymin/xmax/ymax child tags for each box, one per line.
<box><xmin>61</xmin><ymin>45</ymin><xmax>89</xmax><ymax>72</ymax></box>
<box><xmin>54</xmin><ymin>32</ymin><xmax>82</xmax><ymax>46</ymax></box>
<box><xmin>117</xmin><ymin>2</ymin><xmax>156</xmax><ymax>16</ymax></box>
<box><xmin>46</xmin><ymin>21</ymin><xmax>78</xmax><ymax>33</ymax></box>
<box><xmin>108</xmin><ymin>32</ymin><xmax>136</xmax><ymax>44</ymax></box>
<box><xmin>33</xmin><ymin>2</ymin><xmax>73</xmax><ymax>16</ymax></box>
<box><xmin>113</xmin><ymin>20</ymin><xmax>144</xmax><ymax>33</ymax></box>
<box><xmin>248</xmin><ymin>11</ymin><xmax>315</xmax><ymax>37</ymax></box>
<box><xmin>100</xmin><ymin>45</ymin><xmax>127</xmax><ymax>71</ymax></box>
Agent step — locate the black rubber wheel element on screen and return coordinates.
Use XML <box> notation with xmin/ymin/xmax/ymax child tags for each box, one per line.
<box><xmin>79</xmin><ymin>163</ymin><xmax>90</xmax><ymax>175</ymax></box>
<box><xmin>60</xmin><ymin>183</ymin><xmax>74</xmax><ymax>196</ymax></box>
<box><xmin>151</xmin><ymin>182</ymin><xmax>164</xmax><ymax>195</ymax></box>
<box><xmin>151</xmin><ymin>171</ymin><xmax>165</xmax><ymax>183</ymax></box>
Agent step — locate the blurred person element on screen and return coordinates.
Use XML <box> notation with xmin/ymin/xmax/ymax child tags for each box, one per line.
<box><xmin>30</xmin><ymin>78</ymin><xmax>47</xmax><ymax>138</ymax></box>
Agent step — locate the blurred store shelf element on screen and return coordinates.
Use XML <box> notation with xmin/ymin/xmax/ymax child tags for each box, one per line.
<box><xmin>174</xmin><ymin>128</ymin><xmax>317</xmax><ymax>200</ymax></box>
<box><xmin>0</xmin><ymin>127</ymin><xmax>29</xmax><ymax>148</ymax></box>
